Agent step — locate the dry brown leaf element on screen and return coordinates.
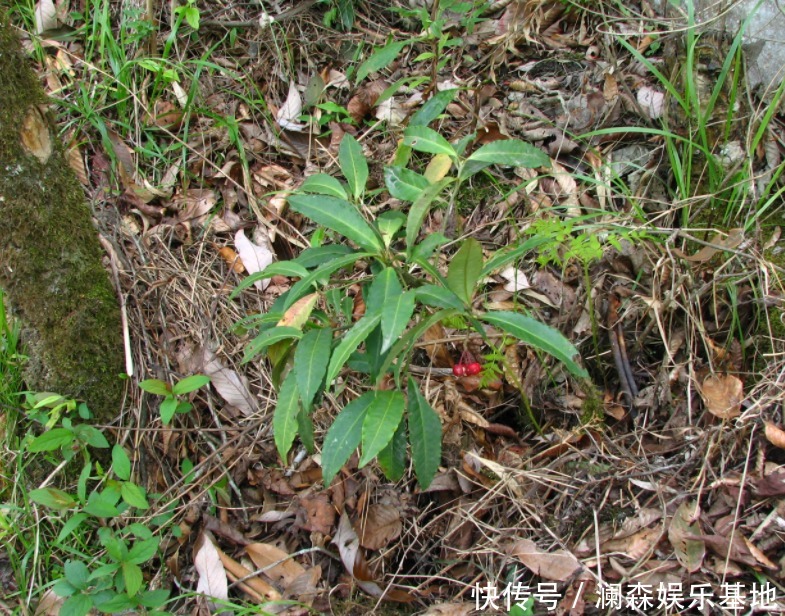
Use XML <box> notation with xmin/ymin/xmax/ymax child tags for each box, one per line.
<box><xmin>421</xmin><ymin>322</ymin><xmax>452</xmax><ymax>368</ymax></box>
<box><xmin>20</xmin><ymin>106</ymin><xmax>52</xmax><ymax>164</ymax></box>
<box><xmin>193</xmin><ymin>531</ymin><xmax>229</xmax><ymax>602</ymax></box>
<box><xmin>332</xmin><ymin>512</ymin><xmax>385</xmax><ymax>598</ymax></box>
<box><xmin>300</xmin><ymin>493</ymin><xmax>335</xmax><ymax>534</ymax></box>
<box><xmin>245</xmin><ymin>542</ymin><xmax>306</xmax><ymax>588</ymax></box>
<box><xmin>602</xmin><ymin>525</ymin><xmax>663</xmax><ymax>560</ymax></box>
<box><xmin>216</xmin><ymin>546</ymin><xmax>282</xmax><ymax>602</ymax></box>
<box><xmin>66</xmin><ymin>146</ymin><xmax>88</xmax><ymax>186</ymax></box>
<box><xmin>33</xmin><ymin>589</ymin><xmax>63</xmax><ymax>616</ymax></box>
<box><xmin>680</xmin><ymin>229</ymin><xmax>744</xmax><ymax>263</ymax></box>
<box><xmin>753</xmin><ymin>470</ymin><xmax>785</xmax><ymax>497</ymax></box>
<box><xmin>359</xmin><ymin>504</ymin><xmax>402</xmax><ymax>550</ymax></box>
<box><xmin>668</xmin><ymin>500</ymin><xmax>705</xmax><ymax>573</ymax></box>
<box><xmin>698</xmin><ymin>533</ymin><xmax>771</xmax><ymax>569</ymax></box>
<box><xmin>174</xmin><ymin>188</ymin><xmax>217</xmax><ymax>227</ymax></box>
<box><xmin>200</xmin><ymin>348</ymin><xmax>255</xmax><ymax>416</ymax></box>
<box><xmin>218</xmin><ymin>246</ymin><xmax>245</xmax><ymax>273</ymax></box>
<box><xmin>277</xmin><ymin>81</ymin><xmax>307</xmax><ymax>131</ymax></box>
<box><xmin>700</xmin><ymin>373</ymin><xmax>743</xmax><ymax>419</ymax></box>
<box><xmin>420</xmin><ymin>603</ymin><xmax>475</xmax><ymax>615</ymax></box>
<box><xmin>507</xmin><ymin>538</ymin><xmax>582</xmax><ymax>581</ymax></box>
<box><xmin>764</xmin><ymin>421</ymin><xmax>785</xmax><ymax>449</ymax></box>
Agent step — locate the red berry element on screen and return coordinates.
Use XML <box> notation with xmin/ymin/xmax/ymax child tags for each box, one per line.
<box><xmin>465</xmin><ymin>362</ymin><xmax>482</xmax><ymax>376</ymax></box>
<box><xmin>452</xmin><ymin>364</ymin><xmax>466</xmax><ymax>376</ymax></box>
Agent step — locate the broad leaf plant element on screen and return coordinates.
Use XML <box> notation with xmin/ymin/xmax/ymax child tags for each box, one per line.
<box><xmin>232</xmin><ymin>91</ymin><xmax>588</xmax><ymax>489</ymax></box>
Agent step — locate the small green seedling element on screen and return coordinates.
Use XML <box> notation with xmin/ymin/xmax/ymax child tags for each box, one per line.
<box><xmin>139</xmin><ymin>374</ymin><xmax>211</xmax><ymax>425</ymax></box>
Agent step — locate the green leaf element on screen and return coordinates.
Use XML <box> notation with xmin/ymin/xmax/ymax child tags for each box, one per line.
<box><xmin>94</xmin><ymin>593</ymin><xmax>133</xmax><ymax>614</ymax></box>
<box><xmin>366</xmin><ymin>269</ymin><xmax>415</xmax><ymax>352</ymax></box>
<box><xmin>406</xmin><ymin>179</ymin><xmax>451</xmax><ymax>258</ymax></box>
<box><xmin>242</xmin><ymin>326</ymin><xmax>303</xmax><ymax>363</ymax></box>
<box><xmin>123</xmin><ymin>561</ymin><xmax>143</xmax><ymax>597</ymax></box>
<box><xmin>77</xmin><ymin>462</ymin><xmax>90</xmax><ymax>504</ymax></box>
<box><xmin>461</xmin><ymin>139</ymin><xmax>550</xmax><ymax>180</ymax></box>
<box><xmin>377</xmin><ymin>420</ymin><xmax>406</xmax><ymax>482</ymax></box>
<box><xmin>159</xmin><ymin>397</ymin><xmax>178</xmax><ymax>425</ymax></box>
<box><xmin>409</xmin><ymin>88</ymin><xmax>457</xmax><ymax>127</ymax></box>
<box><xmin>294</xmin><ymin>327</ymin><xmax>333</xmax><ymax>409</ymax></box>
<box><xmin>360</xmin><ymin>391</ymin><xmax>405</xmax><ymax>467</ymax></box>
<box><xmin>285</xmin><ymin>252</ymin><xmax>370</xmax><ymax>310</ymax></box>
<box><xmin>403</xmin><ymin>126</ymin><xmax>457</xmax><ymax>158</ymax></box>
<box><xmin>127</xmin><ymin>538</ymin><xmax>159</xmax><ymax>564</ymax></box>
<box><xmin>384</xmin><ymin>166</ymin><xmax>430</xmax><ymax>201</ymax></box>
<box><xmin>325</xmin><ymin>313</ymin><xmax>382</xmax><ymax>386</ymax></box>
<box><xmin>407</xmin><ymin>377</ymin><xmax>442</xmax><ymax>489</ymax></box>
<box><xmin>112</xmin><ymin>445</ymin><xmax>131</xmax><ymax>481</ymax></box>
<box><xmin>480</xmin><ymin>311</ymin><xmax>588</xmax><ymax>378</ymax></box>
<box><xmin>288</xmin><ymin>195</ymin><xmax>382</xmax><ymax>253</ymax></box>
<box><xmin>411</xmin><ymin>232</ymin><xmax>448</xmax><ymax>261</ymax></box>
<box><xmin>381</xmin><ymin>290</ymin><xmax>415</xmax><ymax>353</ymax></box>
<box><xmin>138</xmin><ymin>379</ymin><xmax>171</xmax><ymax>396</ymax></box>
<box><xmin>28</xmin><ymin>428</ymin><xmax>74</xmax><ymax>452</ymax></box>
<box><xmin>230</xmin><ymin>262</ymin><xmax>309</xmax><ymax>298</ymax></box>
<box><xmin>321</xmin><ymin>392</ymin><xmax>374</xmax><ymax>486</ymax></box>
<box><xmin>375</xmin><ymin>210</ymin><xmax>407</xmax><ymax>247</ymax></box>
<box><xmin>61</xmin><ymin>594</ymin><xmax>93</xmax><ymax>616</ymax></box>
<box><xmin>273</xmin><ymin>371</ymin><xmax>301</xmax><ymax>461</ymax></box>
<box><xmin>415</xmin><ymin>285</ymin><xmax>464</xmax><ymax>310</ymax></box>
<box><xmin>300</xmin><ymin>173</ymin><xmax>348</xmax><ymax>199</ymax></box>
<box><xmin>481</xmin><ymin>235</ymin><xmax>550</xmax><ymax>277</ymax></box>
<box><xmin>138</xmin><ymin>589</ymin><xmax>170</xmax><ymax>609</ymax></box>
<box><xmin>293</xmin><ymin>245</ymin><xmax>355</xmax><ymax>269</ymax></box>
<box><xmin>446</xmin><ymin>238</ymin><xmax>483</xmax><ymax>305</ymax></box>
<box><xmin>29</xmin><ymin>487</ymin><xmax>76</xmax><ymax>510</ymax></box>
<box><xmin>84</xmin><ymin>490</ymin><xmax>121</xmax><ymax>518</ymax></box>
<box><xmin>339</xmin><ymin>134</ymin><xmax>368</xmax><ymax>200</ymax></box>
<box><xmin>172</xmin><ymin>374</ymin><xmax>211</xmax><ymax>395</ymax></box>
<box><xmin>64</xmin><ymin>560</ymin><xmax>90</xmax><ymax>590</ymax></box>
<box><xmin>121</xmin><ymin>482</ymin><xmax>150</xmax><ymax>510</ymax></box>
<box><xmin>58</xmin><ymin>513</ymin><xmax>88</xmax><ymax>542</ymax></box>
<box><xmin>74</xmin><ymin>424</ymin><xmax>110</xmax><ymax>448</ymax></box>
<box><xmin>356</xmin><ymin>39</ymin><xmax>408</xmax><ymax>83</ymax></box>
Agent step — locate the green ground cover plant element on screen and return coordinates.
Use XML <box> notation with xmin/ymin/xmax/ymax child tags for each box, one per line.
<box><xmin>232</xmin><ymin>105</ymin><xmax>590</xmax><ymax>489</ymax></box>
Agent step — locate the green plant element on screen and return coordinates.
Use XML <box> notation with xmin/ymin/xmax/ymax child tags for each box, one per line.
<box><xmin>232</xmin><ymin>106</ymin><xmax>589</xmax><ymax>490</ymax></box>
<box><xmin>355</xmin><ymin>0</ymin><xmax>489</xmax><ymax>85</ymax></box>
<box><xmin>18</xmin><ymin>394</ymin><xmax>172</xmax><ymax>615</ymax></box>
<box><xmin>606</xmin><ymin>1</ymin><xmax>785</xmax><ymax>230</ymax></box>
<box><xmin>139</xmin><ymin>374</ymin><xmax>212</xmax><ymax>424</ymax></box>
<box><xmin>320</xmin><ymin>0</ymin><xmax>357</xmax><ymax>31</ymax></box>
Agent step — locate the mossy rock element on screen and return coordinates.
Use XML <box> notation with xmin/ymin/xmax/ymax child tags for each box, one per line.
<box><xmin>0</xmin><ymin>14</ymin><xmax>124</xmax><ymax>421</ymax></box>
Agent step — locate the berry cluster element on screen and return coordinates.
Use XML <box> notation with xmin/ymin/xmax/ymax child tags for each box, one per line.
<box><xmin>452</xmin><ymin>349</ymin><xmax>481</xmax><ymax>377</ymax></box>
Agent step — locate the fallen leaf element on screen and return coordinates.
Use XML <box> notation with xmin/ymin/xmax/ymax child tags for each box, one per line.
<box><xmin>700</xmin><ymin>373</ymin><xmax>743</xmax><ymax>419</ymax></box>
<box><xmin>499</xmin><ymin>266</ymin><xmax>530</xmax><ymax>292</ymax></box>
<box><xmin>174</xmin><ymin>189</ymin><xmax>217</xmax><ymax>227</ymax></box>
<box><xmin>668</xmin><ymin>500</ymin><xmax>704</xmax><ymax>573</ymax></box>
<box><xmin>200</xmin><ymin>348</ymin><xmax>255</xmax><ymax>416</ymax></box>
<box><xmin>245</xmin><ymin>542</ymin><xmax>306</xmax><ymax>589</ymax></box>
<box><xmin>602</xmin><ymin>524</ymin><xmax>663</xmax><ymax>560</ymax></box>
<box><xmin>680</xmin><ymin>229</ymin><xmax>744</xmax><ymax>263</ymax></box>
<box><xmin>359</xmin><ymin>504</ymin><xmax>402</xmax><ymax>550</ymax></box>
<box><xmin>235</xmin><ymin>228</ymin><xmax>274</xmax><ymax>291</ymax></box>
<box><xmin>375</xmin><ymin>97</ymin><xmax>406</xmax><ymax>126</ymax></box>
<box><xmin>424</xmin><ymin>154</ymin><xmax>453</xmax><ymax>183</ymax></box>
<box><xmin>277</xmin><ymin>81</ymin><xmax>307</xmax><ymax>131</ymax></box>
<box><xmin>33</xmin><ymin>589</ymin><xmax>63</xmax><ymax>616</ymax></box>
<box><xmin>194</xmin><ymin>531</ymin><xmax>229</xmax><ymax>602</ymax></box>
<box><xmin>764</xmin><ymin>421</ymin><xmax>785</xmax><ymax>450</ymax></box>
<box><xmin>20</xmin><ymin>106</ymin><xmax>52</xmax><ymax>164</ymax></box>
<box><xmin>753</xmin><ymin>470</ymin><xmax>785</xmax><ymax>497</ymax></box>
<box><xmin>420</xmin><ymin>603</ymin><xmax>475</xmax><ymax>615</ymax></box>
<box><xmin>637</xmin><ymin>86</ymin><xmax>664</xmax><ymax>119</ymax></box>
<box><xmin>300</xmin><ymin>493</ymin><xmax>335</xmax><ymax>534</ymax></box>
<box><xmin>216</xmin><ymin>545</ymin><xmax>282</xmax><ymax>602</ymax></box>
<box><xmin>507</xmin><ymin>538</ymin><xmax>582</xmax><ymax>581</ymax></box>
<box><xmin>218</xmin><ymin>246</ymin><xmax>245</xmax><ymax>273</ymax></box>
<box><xmin>35</xmin><ymin>0</ymin><xmax>57</xmax><ymax>34</ymax></box>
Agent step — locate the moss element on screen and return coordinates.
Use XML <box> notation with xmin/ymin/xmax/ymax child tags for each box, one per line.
<box><xmin>0</xmin><ymin>14</ymin><xmax>124</xmax><ymax>421</ymax></box>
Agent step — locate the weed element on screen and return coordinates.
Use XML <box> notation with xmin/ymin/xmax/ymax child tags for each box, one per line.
<box><xmin>139</xmin><ymin>374</ymin><xmax>211</xmax><ymax>425</ymax></box>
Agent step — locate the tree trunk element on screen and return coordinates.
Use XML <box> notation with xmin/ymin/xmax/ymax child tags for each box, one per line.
<box><xmin>0</xmin><ymin>14</ymin><xmax>124</xmax><ymax>420</ymax></box>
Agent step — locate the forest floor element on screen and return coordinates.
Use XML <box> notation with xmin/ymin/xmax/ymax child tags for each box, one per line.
<box><xmin>4</xmin><ymin>0</ymin><xmax>785</xmax><ymax>614</ymax></box>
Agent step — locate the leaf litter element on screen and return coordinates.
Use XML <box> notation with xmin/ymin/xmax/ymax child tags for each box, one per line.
<box><xmin>22</xmin><ymin>0</ymin><xmax>785</xmax><ymax>613</ymax></box>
